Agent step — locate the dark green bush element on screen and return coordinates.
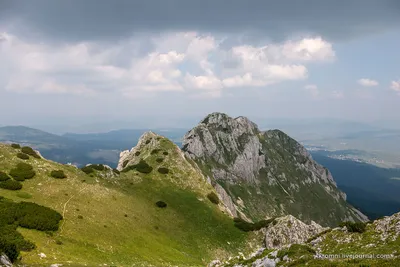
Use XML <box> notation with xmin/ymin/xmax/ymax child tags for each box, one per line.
<box><xmin>156</xmin><ymin>157</ymin><xmax>164</xmax><ymax>163</ymax></box>
<box><xmin>50</xmin><ymin>170</ymin><xmax>67</xmax><ymax>179</ymax></box>
<box><xmin>151</xmin><ymin>149</ymin><xmax>161</xmax><ymax>155</ymax></box>
<box><xmin>135</xmin><ymin>151</ymin><xmax>141</xmax><ymax>156</ymax></box>
<box><xmin>163</xmin><ymin>151</ymin><xmax>169</xmax><ymax>155</ymax></box>
<box><xmin>81</xmin><ymin>166</ymin><xmax>94</xmax><ymax>174</ymax></box>
<box><xmin>16</xmin><ymin>153</ymin><xmax>29</xmax><ymax>160</ymax></box>
<box><xmin>145</xmin><ymin>139</ymin><xmax>151</xmax><ymax>144</ymax></box>
<box><xmin>122</xmin><ymin>160</ymin><xmax>153</xmax><ymax>174</ymax></box>
<box><xmin>14</xmin><ymin>202</ymin><xmax>63</xmax><ymax>231</ymax></box>
<box><xmin>207</xmin><ymin>192</ymin><xmax>220</xmax><ymax>204</ymax></box>
<box><xmin>0</xmin><ymin>225</ymin><xmax>35</xmax><ymax>252</ymax></box>
<box><xmin>89</xmin><ymin>164</ymin><xmax>105</xmax><ymax>171</ymax></box>
<box><xmin>0</xmin><ymin>180</ymin><xmax>22</xmax><ymax>190</ymax></box>
<box><xmin>112</xmin><ymin>168</ymin><xmax>120</xmax><ymax>174</ymax></box>
<box><xmin>0</xmin><ymin>171</ymin><xmax>10</xmax><ymax>181</ymax></box>
<box><xmin>20</xmin><ymin>147</ymin><xmax>40</xmax><ymax>159</ymax></box>
<box><xmin>78</xmin><ymin>215</ymin><xmax>83</xmax><ymax>219</ymax></box>
<box><xmin>233</xmin><ymin>217</ymin><xmax>276</xmax><ymax>232</ymax></box>
<box><xmin>9</xmin><ymin>163</ymin><xmax>35</xmax><ymax>181</ymax></box>
<box><xmin>157</xmin><ymin>167</ymin><xmax>169</xmax><ymax>174</ymax></box>
<box><xmin>156</xmin><ymin>201</ymin><xmax>167</xmax><ymax>208</ymax></box>
<box><xmin>0</xmin><ymin>199</ymin><xmax>63</xmax><ymax>230</ymax></box>
<box><xmin>339</xmin><ymin>221</ymin><xmax>367</xmax><ymax>233</ymax></box>
<box><xmin>122</xmin><ymin>160</ymin><xmax>129</xmax><ymax>168</ymax></box>
<box><xmin>135</xmin><ymin>160</ymin><xmax>153</xmax><ymax>173</ymax></box>
<box><xmin>0</xmin><ymin>198</ymin><xmax>62</xmax><ymax>261</ymax></box>
<box><xmin>0</xmin><ymin>237</ymin><xmax>19</xmax><ymax>262</ymax></box>
<box><xmin>11</xmin><ymin>143</ymin><xmax>21</xmax><ymax>149</ymax></box>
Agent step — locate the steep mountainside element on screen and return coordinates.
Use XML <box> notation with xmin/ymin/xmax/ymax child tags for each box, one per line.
<box><xmin>0</xmin><ymin>138</ymin><xmax>256</xmax><ymax>266</ymax></box>
<box><xmin>182</xmin><ymin>113</ymin><xmax>367</xmax><ymax>227</ymax></box>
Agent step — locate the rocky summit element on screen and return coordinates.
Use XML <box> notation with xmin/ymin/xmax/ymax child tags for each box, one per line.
<box><xmin>182</xmin><ymin>112</ymin><xmax>368</xmax><ymax>227</ymax></box>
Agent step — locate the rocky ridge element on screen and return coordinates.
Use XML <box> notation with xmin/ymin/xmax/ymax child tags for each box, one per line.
<box><xmin>211</xmin><ymin>212</ymin><xmax>400</xmax><ymax>267</ymax></box>
<box><xmin>182</xmin><ymin>112</ymin><xmax>368</xmax><ymax>227</ymax></box>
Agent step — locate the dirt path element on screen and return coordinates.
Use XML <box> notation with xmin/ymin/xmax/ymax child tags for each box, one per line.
<box><xmin>59</xmin><ymin>186</ymin><xmax>88</xmax><ymax>234</ymax></box>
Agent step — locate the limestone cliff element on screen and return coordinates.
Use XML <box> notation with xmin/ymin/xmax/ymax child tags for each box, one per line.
<box><xmin>182</xmin><ymin>112</ymin><xmax>368</xmax><ymax>227</ymax></box>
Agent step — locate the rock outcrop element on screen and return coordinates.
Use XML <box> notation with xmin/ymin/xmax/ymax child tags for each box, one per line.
<box><xmin>182</xmin><ymin>112</ymin><xmax>368</xmax><ymax>226</ymax></box>
<box><xmin>263</xmin><ymin>215</ymin><xmax>327</xmax><ymax>249</ymax></box>
<box><xmin>0</xmin><ymin>254</ymin><xmax>12</xmax><ymax>267</ymax></box>
<box><xmin>373</xmin><ymin>212</ymin><xmax>400</xmax><ymax>242</ymax></box>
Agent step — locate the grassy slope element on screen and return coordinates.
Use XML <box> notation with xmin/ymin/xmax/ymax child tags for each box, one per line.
<box><xmin>0</xmin><ymin>142</ymin><xmax>254</xmax><ymax>266</ymax></box>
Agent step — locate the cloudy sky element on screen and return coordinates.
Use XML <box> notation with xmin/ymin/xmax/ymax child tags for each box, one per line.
<box><xmin>1</xmin><ymin>0</ymin><xmax>399</xmax><ymax>131</ymax></box>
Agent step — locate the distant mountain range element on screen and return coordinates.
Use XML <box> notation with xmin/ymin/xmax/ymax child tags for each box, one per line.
<box><xmin>0</xmin><ymin>126</ymin><xmax>187</xmax><ymax>167</ymax></box>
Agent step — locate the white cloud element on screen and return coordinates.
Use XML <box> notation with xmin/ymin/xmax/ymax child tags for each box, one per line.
<box><xmin>357</xmin><ymin>78</ymin><xmax>379</xmax><ymax>87</ymax></box>
<box><xmin>0</xmin><ymin>32</ymin><xmax>335</xmax><ymax>98</ymax></box>
<box><xmin>281</xmin><ymin>37</ymin><xmax>335</xmax><ymax>61</ymax></box>
<box><xmin>304</xmin><ymin>84</ymin><xmax>320</xmax><ymax>98</ymax></box>
<box><xmin>391</xmin><ymin>80</ymin><xmax>400</xmax><ymax>94</ymax></box>
<box><xmin>184</xmin><ymin>74</ymin><xmax>223</xmax><ymax>91</ymax></box>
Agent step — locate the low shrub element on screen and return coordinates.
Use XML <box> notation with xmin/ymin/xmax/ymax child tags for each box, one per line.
<box><xmin>156</xmin><ymin>157</ymin><xmax>164</xmax><ymax>163</ymax></box>
<box><xmin>81</xmin><ymin>166</ymin><xmax>94</xmax><ymax>174</ymax></box>
<box><xmin>0</xmin><ymin>171</ymin><xmax>10</xmax><ymax>181</ymax></box>
<box><xmin>157</xmin><ymin>167</ymin><xmax>169</xmax><ymax>174</ymax></box>
<box><xmin>0</xmin><ymin>180</ymin><xmax>22</xmax><ymax>190</ymax></box>
<box><xmin>78</xmin><ymin>215</ymin><xmax>83</xmax><ymax>219</ymax></box>
<box><xmin>89</xmin><ymin>164</ymin><xmax>105</xmax><ymax>171</ymax></box>
<box><xmin>339</xmin><ymin>221</ymin><xmax>367</xmax><ymax>233</ymax></box>
<box><xmin>0</xmin><ymin>198</ymin><xmax>62</xmax><ymax>261</ymax></box>
<box><xmin>112</xmin><ymin>168</ymin><xmax>120</xmax><ymax>174</ymax></box>
<box><xmin>0</xmin><ymin>225</ymin><xmax>35</xmax><ymax>262</ymax></box>
<box><xmin>122</xmin><ymin>160</ymin><xmax>129</xmax><ymax>168</ymax></box>
<box><xmin>207</xmin><ymin>192</ymin><xmax>220</xmax><ymax>204</ymax></box>
<box><xmin>0</xmin><ymin>199</ymin><xmax>63</xmax><ymax>231</ymax></box>
<box><xmin>135</xmin><ymin>160</ymin><xmax>153</xmax><ymax>173</ymax></box>
<box><xmin>16</xmin><ymin>153</ymin><xmax>29</xmax><ymax>160</ymax></box>
<box><xmin>156</xmin><ymin>201</ymin><xmax>167</xmax><ymax>208</ymax></box>
<box><xmin>50</xmin><ymin>170</ymin><xmax>67</xmax><ymax>179</ymax></box>
<box><xmin>122</xmin><ymin>160</ymin><xmax>153</xmax><ymax>174</ymax></box>
<box><xmin>233</xmin><ymin>217</ymin><xmax>276</xmax><ymax>232</ymax></box>
<box><xmin>135</xmin><ymin>151</ymin><xmax>141</xmax><ymax>156</ymax></box>
<box><xmin>20</xmin><ymin>147</ymin><xmax>40</xmax><ymax>159</ymax></box>
<box><xmin>9</xmin><ymin>163</ymin><xmax>35</xmax><ymax>181</ymax></box>
<box><xmin>145</xmin><ymin>139</ymin><xmax>151</xmax><ymax>144</ymax></box>
<box><xmin>163</xmin><ymin>151</ymin><xmax>169</xmax><ymax>155</ymax></box>
<box><xmin>11</xmin><ymin>143</ymin><xmax>21</xmax><ymax>149</ymax></box>
<box><xmin>151</xmin><ymin>149</ymin><xmax>161</xmax><ymax>155</ymax></box>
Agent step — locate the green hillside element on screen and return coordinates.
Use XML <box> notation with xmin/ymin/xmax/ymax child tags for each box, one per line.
<box><xmin>0</xmin><ymin>141</ymin><xmax>255</xmax><ymax>266</ymax></box>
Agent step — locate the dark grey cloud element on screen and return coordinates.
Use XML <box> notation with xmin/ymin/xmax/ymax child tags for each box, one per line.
<box><xmin>3</xmin><ymin>0</ymin><xmax>400</xmax><ymax>43</ymax></box>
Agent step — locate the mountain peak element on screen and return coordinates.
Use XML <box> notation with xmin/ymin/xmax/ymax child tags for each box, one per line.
<box><xmin>183</xmin><ymin>113</ymin><xmax>368</xmax><ymax>226</ymax></box>
<box><xmin>200</xmin><ymin>112</ymin><xmax>259</xmax><ymax>133</ymax></box>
